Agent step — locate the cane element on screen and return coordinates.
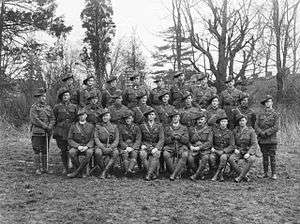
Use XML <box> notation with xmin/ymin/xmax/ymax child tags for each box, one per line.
<box><xmin>46</xmin><ymin>132</ymin><xmax>49</xmax><ymax>171</ymax></box>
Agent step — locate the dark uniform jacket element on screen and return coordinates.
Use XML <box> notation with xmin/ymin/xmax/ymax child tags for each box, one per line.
<box><xmin>190</xmin><ymin>86</ymin><xmax>217</xmax><ymax>108</ymax></box>
<box><xmin>80</xmin><ymin>86</ymin><xmax>102</xmax><ymax>108</ymax></box>
<box><xmin>212</xmin><ymin>126</ymin><xmax>235</xmax><ymax>155</ymax></box>
<box><xmin>68</xmin><ymin>121</ymin><xmax>94</xmax><ymax>148</ymax></box>
<box><xmin>206</xmin><ymin>105</ymin><xmax>226</xmax><ymax>127</ymax></box>
<box><xmin>232</xmin><ymin>105</ymin><xmax>256</xmax><ymax>128</ymax></box>
<box><xmin>180</xmin><ymin>104</ymin><xmax>202</xmax><ymax>127</ymax></box>
<box><xmin>94</xmin><ymin>122</ymin><xmax>119</xmax><ymax>150</ymax></box>
<box><xmin>101</xmin><ymin>86</ymin><xmax>119</xmax><ymax>108</ymax></box>
<box><xmin>170</xmin><ymin>82</ymin><xmax>190</xmax><ymax>109</ymax></box>
<box><xmin>164</xmin><ymin>123</ymin><xmax>189</xmax><ymax>153</ymax></box>
<box><xmin>233</xmin><ymin>126</ymin><xmax>259</xmax><ymax>156</ymax></box>
<box><xmin>189</xmin><ymin>125</ymin><xmax>213</xmax><ymax>155</ymax></box>
<box><xmin>53</xmin><ymin>102</ymin><xmax>78</xmax><ymax>140</ymax></box>
<box><xmin>140</xmin><ymin>122</ymin><xmax>164</xmax><ymax>151</ymax></box>
<box><xmin>132</xmin><ymin>104</ymin><xmax>153</xmax><ymax>125</ymax></box>
<box><xmin>118</xmin><ymin>123</ymin><xmax>142</xmax><ymax>151</ymax></box>
<box><xmin>122</xmin><ymin>84</ymin><xmax>148</xmax><ymax>109</ymax></box>
<box><xmin>30</xmin><ymin>102</ymin><xmax>55</xmax><ymax>136</ymax></box>
<box><xmin>108</xmin><ymin>103</ymin><xmax>129</xmax><ymax>124</ymax></box>
<box><xmin>254</xmin><ymin>108</ymin><xmax>279</xmax><ymax>145</ymax></box>
<box><xmin>155</xmin><ymin>103</ymin><xmax>175</xmax><ymax>125</ymax></box>
<box><xmin>85</xmin><ymin>103</ymin><xmax>102</xmax><ymax>124</ymax></box>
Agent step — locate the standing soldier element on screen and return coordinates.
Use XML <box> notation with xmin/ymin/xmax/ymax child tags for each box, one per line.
<box><xmin>191</xmin><ymin>73</ymin><xmax>217</xmax><ymax>109</ymax></box>
<box><xmin>189</xmin><ymin>111</ymin><xmax>213</xmax><ymax>181</ymax></box>
<box><xmin>30</xmin><ymin>88</ymin><xmax>55</xmax><ymax>174</ymax></box>
<box><xmin>108</xmin><ymin>90</ymin><xmax>129</xmax><ymax>124</ymax></box>
<box><xmin>155</xmin><ymin>90</ymin><xmax>175</xmax><ymax>125</ymax></box>
<box><xmin>132</xmin><ymin>92</ymin><xmax>153</xmax><ymax>125</ymax></box>
<box><xmin>148</xmin><ymin>76</ymin><xmax>165</xmax><ymax>107</ymax></box>
<box><xmin>118</xmin><ymin>110</ymin><xmax>142</xmax><ymax>175</ymax></box>
<box><xmin>94</xmin><ymin>108</ymin><xmax>120</xmax><ymax>179</ymax></box>
<box><xmin>102</xmin><ymin>76</ymin><xmax>119</xmax><ymax>108</ymax></box>
<box><xmin>206</xmin><ymin>95</ymin><xmax>226</xmax><ymax>127</ymax></box>
<box><xmin>60</xmin><ymin>73</ymin><xmax>80</xmax><ymax>105</ymax></box>
<box><xmin>80</xmin><ymin>75</ymin><xmax>102</xmax><ymax>108</ymax></box>
<box><xmin>67</xmin><ymin>109</ymin><xmax>95</xmax><ymax>178</ymax></box>
<box><xmin>170</xmin><ymin>71</ymin><xmax>189</xmax><ymax>109</ymax></box>
<box><xmin>85</xmin><ymin>93</ymin><xmax>102</xmax><ymax>125</ymax></box>
<box><xmin>163</xmin><ymin>110</ymin><xmax>189</xmax><ymax>181</ymax></box>
<box><xmin>211</xmin><ymin>113</ymin><xmax>235</xmax><ymax>181</ymax></box>
<box><xmin>232</xmin><ymin>93</ymin><xmax>256</xmax><ymax>128</ymax></box>
<box><xmin>122</xmin><ymin>72</ymin><xmax>148</xmax><ymax>109</ymax></box>
<box><xmin>255</xmin><ymin>95</ymin><xmax>279</xmax><ymax>180</ymax></box>
<box><xmin>180</xmin><ymin>92</ymin><xmax>202</xmax><ymax>128</ymax></box>
<box><xmin>139</xmin><ymin>107</ymin><xmax>165</xmax><ymax>180</ymax></box>
<box><xmin>229</xmin><ymin>114</ymin><xmax>259</xmax><ymax>182</ymax></box>
<box><xmin>220</xmin><ymin>78</ymin><xmax>244</xmax><ymax>129</ymax></box>
<box><xmin>53</xmin><ymin>88</ymin><xmax>78</xmax><ymax>174</ymax></box>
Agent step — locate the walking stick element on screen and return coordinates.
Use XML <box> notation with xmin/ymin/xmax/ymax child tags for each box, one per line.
<box><xmin>46</xmin><ymin>132</ymin><xmax>49</xmax><ymax>171</ymax></box>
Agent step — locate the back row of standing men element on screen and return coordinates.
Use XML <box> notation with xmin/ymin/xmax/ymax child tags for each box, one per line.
<box><xmin>30</xmin><ymin>71</ymin><xmax>279</xmax><ymax>182</ymax></box>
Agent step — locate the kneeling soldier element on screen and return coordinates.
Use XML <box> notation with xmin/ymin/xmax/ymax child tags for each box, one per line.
<box><xmin>94</xmin><ymin>108</ymin><xmax>120</xmax><ymax>179</ymax></box>
<box><xmin>189</xmin><ymin>111</ymin><xmax>213</xmax><ymax>181</ymax></box>
<box><xmin>163</xmin><ymin>110</ymin><xmax>189</xmax><ymax>181</ymax></box>
<box><xmin>229</xmin><ymin>114</ymin><xmax>259</xmax><ymax>182</ymax></box>
<box><xmin>67</xmin><ymin>109</ymin><xmax>95</xmax><ymax>178</ymax></box>
<box><xmin>30</xmin><ymin>88</ymin><xmax>55</xmax><ymax>174</ymax></box>
<box><xmin>118</xmin><ymin>110</ymin><xmax>142</xmax><ymax>175</ymax></box>
<box><xmin>140</xmin><ymin>107</ymin><xmax>164</xmax><ymax>181</ymax></box>
<box><xmin>211</xmin><ymin>113</ymin><xmax>235</xmax><ymax>181</ymax></box>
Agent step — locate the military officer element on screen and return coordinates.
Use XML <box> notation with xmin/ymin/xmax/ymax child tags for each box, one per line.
<box><xmin>229</xmin><ymin>114</ymin><xmax>259</xmax><ymax>182</ymax></box>
<box><xmin>163</xmin><ymin>110</ymin><xmax>189</xmax><ymax>180</ymax></box>
<box><xmin>170</xmin><ymin>71</ymin><xmax>190</xmax><ymax>109</ymax></box>
<box><xmin>139</xmin><ymin>107</ymin><xmax>165</xmax><ymax>180</ymax></box>
<box><xmin>80</xmin><ymin>75</ymin><xmax>102</xmax><ymax>108</ymax></box>
<box><xmin>180</xmin><ymin>91</ymin><xmax>202</xmax><ymax>127</ymax></box>
<box><xmin>108</xmin><ymin>90</ymin><xmax>129</xmax><ymax>124</ymax></box>
<box><xmin>30</xmin><ymin>88</ymin><xmax>55</xmax><ymax>174</ymax></box>
<box><xmin>188</xmin><ymin>111</ymin><xmax>213</xmax><ymax>181</ymax></box>
<box><xmin>67</xmin><ymin>109</ymin><xmax>95</xmax><ymax>178</ymax></box>
<box><xmin>206</xmin><ymin>95</ymin><xmax>226</xmax><ymax>127</ymax></box>
<box><xmin>132</xmin><ymin>92</ymin><xmax>153</xmax><ymax>125</ymax></box>
<box><xmin>102</xmin><ymin>76</ymin><xmax>119</xmax><ymax>108</ymax></box>
<box><xmin>255</xmin><ymin>95</ymin><xmax>279</xmax><ymax>180</ymax></box>
<box><xmin>53</xmin><ymin>88</ymin><xmax>78</xmax><ymax>174</ymax></box>
<box><xmin>211</xmin><ymin>113</ymin><xmax>235</xmax><ymax>181</ymax></box>
<box><xmin>118</xmin><ymin>110</ymin><xmax>142</xmax><ymax>175</ymax></box>
<box><xmin>94</xmin><ymin>108</ymin><xmax>120</xmax><ymax>179</ymax></box>
<box><xmin>85</xmin><ymin>93</ymin><xmax>102</xmax><ymax>125</ymax></box>
<box><xmin>155</xmin><ymin>90</ymin><xmax>175</xmax><ymax>125</ymax></box>
<box><xmin>60</xmin><ymin>73</ymin><xmax>80</xmax><ymax>105</ymax></box>
<box><xmin>220</xmin><ymin>78</ymin><xmax>244</xmax><ymax>129</ymax></box>
<box><xmin>232</xmin><ymin>93</ymin><xmax>256</xmax><ymax>128</ymax></box>
<box><xmin>148</xmin><ymin>76</ymin><xmax>165</xmax><ymax>106</ymax></box>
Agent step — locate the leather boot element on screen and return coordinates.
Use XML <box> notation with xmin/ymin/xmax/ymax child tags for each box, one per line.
<box><xmin>34</xmin><ymin>154</ymin><xmax>41</xmax><ymax>175</ymax></box>
<box><xmin>61</xmin><ymin>151</ymin><xmax>69</xmax><ymax>174</ymax></box>
<box><xmin>146</xmin><ymin>156</ymin><xmax>159</xmax><ymax>180</ymax></box>
<box><xmin>170</xmin><ymin>157</ymin><xmax>186</xmax><ymax>180</ymax></box>
<box><xmin>164</xmin><ymin>155</ymin><xmax>174</xmax><ymax>174</ymax></box>
<box><xmin>212</xmin><ymin>168</ymin><xmax>221</xmax><ymax>181</ymax></box>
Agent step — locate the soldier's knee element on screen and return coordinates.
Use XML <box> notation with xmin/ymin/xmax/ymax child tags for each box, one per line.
<box><xmin>139</xmin><ymin>150</ymin><xmax>147</xmax><ymax>159</ymax></box>
<box><xmin>220</xmin><ymin>154</ymin><xmax>228</xmax><ymax>162</ymax></box>
<box><xmin>112</xmin><ymin>149</ymin><xmax>119</xmax><ymax>158</ymax></box>
<box><xmin>153</xmin><ymin>151</ymin><xmax>161</xmax><ymax>158</ymax></box>
<box><xmin>94</xmin><ymin>148</ymin><xmax>102</xmax><ymax>156</ymax></box>
<box><xmin>181</xmin><ymin>151</ymin><xmax>189</xmax><ymax>159</ymax></box>
<box><xmin>69</xmin><ymin>148</ymin><xmax>77</xmax><ymax>157</ymax></box>
<box><xmin>163</xmin><ymin>151</ymin><xmax>171</xmax><ymax>159</ymax></box>
<box><xmin>86</xmin><ymin>148</ymin><xmax>94</xmax><ymax>157</ymax></box>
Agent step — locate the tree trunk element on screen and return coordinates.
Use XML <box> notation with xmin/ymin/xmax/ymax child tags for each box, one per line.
<box><xmin>0</xmin><ymin>1</ymin><xmax>5</xmax><ymax>78</ymax></box>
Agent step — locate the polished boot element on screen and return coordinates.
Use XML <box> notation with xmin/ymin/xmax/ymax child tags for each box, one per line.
<box><xmin>170</xmin><ymin>156</ymin><xmax>186</xmax><ymax>180</ymax></box>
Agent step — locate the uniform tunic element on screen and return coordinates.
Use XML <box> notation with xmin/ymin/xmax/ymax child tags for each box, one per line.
<box><xmin>140</xmin><ymin>122</ymin><xmax>164</xmax><ymax>151</ymax></box>
<box><xmin>122</xmin><ymin>84</ymin><xmax>148</xmax><ymax>109</ymax></box>
<box><xmin>212</xmin><ymin>126</ymin><xmax>235</xmax><ymax>155</ymax></box>
<box><xmin>132</xmin><ymin>104</ymin><xmax>153</xmax><ymax>125</ymax></box>
<box><xmin>101</xmin><ymin>86</ymin><xmax>119</xmax><ymax>108</ymax></box>
<box><xmin>68</xmin><ymin>122</ymin><xmax>95</xmax><ymax>148</ymax></box>
<box><xmin>94</xmin><ymin>122</ymin><xmax>119</xmax><ymax>151</ymax></box>
<box><xmin>85</xmin><ymin>104</ymin><xmax>102</xmax><ymax>124</ymax></box>
<box><xmin>232</xmin><ymin>105</ymin><xmax>256</xmax><ymax>128</ymax></box>
<box><xmin>118</xmin><ymin>123</ymin><xmax>142</xmax><ymax>151</ymax></box>
<box><xmin>80</xmin><ymin>86</ymin><xmax>102</xmax><ymax>108</ymax></box>
<box><xmin>108</xmin><ymin>103</ymin><xmax>129</xmax><ymax>124</ymax></box>
<box><xmin>190</xmin><ymin>85</ymin><xmax>217</xmax><ymax>108</ymax></box>
<box><xmin>170</xmin><ymin>82</ymin><xmax>190</xmax><ymax>109</ymax></box>
<box><xmin>155</xmin><ymin>103</ymin><xmax>175</xmax><ymax>125</ymax></box>
<box><xmin>233</xmin><ymin>126</ymin><xmax>259</xmax><ymax>156</ymax></box>
<box><xmin>180</xmin><ymin>104</ymin><xmax>202</xmax><ymax>127</ymax></box>
<box><xmin>206</xmin><ymin>105</ymin><xmax>226</xmax><ymax>127</ymax></box>
<box><xmin>164</xmin><ymin>123</ymin><xmax>189</xmax><ymax>155</ymax></box>
<box><xmin>189</xmin><ymin>125</ymin><xmax>213</xmax><ymax>156</ymax></box>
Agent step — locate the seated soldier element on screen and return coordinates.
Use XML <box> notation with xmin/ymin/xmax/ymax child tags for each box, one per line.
<box><xmin>155</xmin><ymin>90</ymin><xmax>175</xmax><ymax>125</ymax></box>
<box><xmin>108</xmin><ymin>90</ymin><xmax>129</xmax><ymax>125</ymax></box>
<box><xmin>206</xmin><ymin>95</ymin><xmax>226</xmax><ymax>127</ymax></box>
<box><xmin>94</xmin><ymin>108</ymin><xmax>119</xmax><ymax>179</ymax></box>
<box><xmin>85</xmin><ymin>93</ymin><xmax>102</xmax><ymax>125</ymax></box>
<box><xmin>132</xmin><ymin>92</ymin><xmax>153</xmax><ymax>125</ymax></box>
<box><xmin>188</xmin><ymin>111</ymin><xmax>213</xmax><ymax>181</ymax></box>
<box><xmin>67</xmin><ymin>109</ymin><xmax>95</xmax><ymax>178</ymax></box>
<box><xmin>163</xmin><ymin>110</ymin><xmax>189</xmax><ymax>181</ymax></box>
<box><xmin>118</xmin><ymin>110</ymin><xmax>142</xmax><ymax>175</ymax></box>
<box><xmin>139</xmin><ymin>107</ymin><xmax>164</xmax><ymax>181</ymax></box>
<box><xmin>180</xmin><ymin>91</ymin><xmax>202</xmax><ymax>128</ymax></box>
<box><xmin>229</xmin><ymin>114</ymin><xmax>259</xmax><ymax>182</ymax></box>
<box><xmin>211</xmin><ymin>113</ymin><xmax>235</xmax><ymax>181</ymax></box>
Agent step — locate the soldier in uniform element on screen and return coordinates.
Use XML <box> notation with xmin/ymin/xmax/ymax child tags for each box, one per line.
<box><xmin>229</xmin><ymin>114</ymin><xmax>259</xmax><ymax>182</ymax></box>
<box><xmin>188</xmin><ymin>111</ymin><xmax>213</xmax><ymax>181</ymax></box>
<box><xmin>85</xmin><ymin>93</ymin><xmax>102</xmax><ymax>125</ymax></box>
<box><xmin>206</xmin><ymin>95</ymin><xmax>226</xmax><ymax>127</ymax></box>
<box><xmin>170</xmin><ymin>71</ymin><xmax>189</xmax><ymax>109</ymax></box>
<box><xmin>60</xmin><ymin>73</ymin><xmax>80</xmax><ymax>105</ymax></box>
<box><xmin>94</xmin><ymin>108</ymin><xmax>120</xmax><ymax>179</ymax></box>
<box><xmin>232</xmin><ymin>93</ymin><xmax>256</xmax><ymax>128</ymax></box>
<box><xmin>53</xmin><ymin>88</ymin><xmax>78</xmax><ymax>174</ymax></box>
<box><xmin>155</xmin><ymin>90</ymin><xmax>175</xmax><ymax>125</ymax></box>
<box><xmin>148</xmin><ymin>76</ymin><xmax>165</xmax><ymax>107</ymax></box>
<box><xmin>139</xmin><ymin>107</ymin><xmax>164</xmax><ymax>180</ymax></box>
<box><xmin>108</xmin><ymin>90</ymin><xmax>129</xmax><ymax>124</ymax></box>
<box><xmin>102</xmin><ymin>76</ymin><xmax>119</xmax><ymax>108</ymax></box>
<box><xmin>211</xmin><ymin>113</ymin><xmax>235</xmax><ymax>181</ymax></box>
<box><xmin>67</xmin><ymin>109</ymin><xmax>95</xmax><ymax>178</ymax></box>
<box><xmin>122</xmin><ymin>72</ymin><xmax>148</xmax><ymax>109</ymax></box>
<box><xmin>255</xmin><ymin>95</ymin><xmax>279</xmax><ymax>180</ymax></box>
<box><xmin>190</xmin><ymin>73</ymin><xmax>217</xmax><ymax>109</ymax></box>
<box><xmin>163</xmin><ymin>110</ymin><xmax>189</xmax><ymax>180</ymax></box>
<box><xmin>80</xmin><ymin>75</ymin><xmax>102</xmax><ymax>108</ymax></box>
<box><xmin>30</xmin><ymin>88</ymin><xmax>55</xmax><ymax>174</ymax></box>
<box><xmin>132</xmin><ymin>92</ymin><xmax>153</xmax><ymax>125</ymax></box>
<box><xmin>220</xmin><ymin>78</ymin><xmax>244</xmax><ymax>129</ymax></box>
<box><xmin>180</xmin><ymin>91</ymin><xmax>202</xmax><ymax>127</ymax></box>
<box><xmin>118</xmin><ymin>110</ymin><xmax>142</xmax><ymax>175</ymax></box>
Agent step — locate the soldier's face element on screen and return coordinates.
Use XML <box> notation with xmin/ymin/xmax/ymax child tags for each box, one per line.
<box><xmin>110</xmin><ymin>80</ymin><xmax>117</xmax><ymax>87</ymax></box>
<box><xmin>172</xmin><ymin>114</ymin><xmax>180</xmax><ymax>123</ymax></box>
<box><xmin>66</xmin><ymin>78</ymin><xmax>73</xmax><ymax>86</ymax></box>
<box><xmin>125</xmin><ymin>115</ymin><xmax>133</xmax><ymax>124</ymax></box>
<box><xmin>87</xmin><ymin>78</ymin><xmax>95</xmax><ymax>86</ymax></box>
<box><xmin>79</xmin><ymin>113</ymin><xmax>87</xmax><ymax>122</ymax></box>
<box><xmin>62</xmin><ymin>92</ymin><xmax>70</xmax><ymax>102</ymax></box>
<box><xmin>241</xmin><ymin>97</ymin><xmax>248</xmax><ymax>106</ymax></box>
<box><xmin>147</xmin><ymin>112</ymin><xmax>156</xmax><ymax>121</ymax></box>
<box><xmin>133</xmin><ymin>77</ymin><xmax>140</xmax><ymax>84</ymax></box>
<box><xmin>140</xmin><ymin>95</ymin><xmax>147</xmax><ymax>104</ymax></box>
<box><xmin>185</xmin><ymin>96</ymin><xmax>192</xmax><ymax>104</ymax></box>
<box><xmin>212</xmin><ymin>98</ymin><xmax>219</xmax><ymax>107</ymax></box>
<box><xmin>115</xmin><ymin>96</ymin><xmax>122</xmax><ymax>104</ymax></box>
<box><xmin>265</xmin><ymin>99</ymin><xmax>273</xmax><ymax>108</ymax></box>
<box><xmin>179</xmin><ymin>74</ymin><xmax>185</xmax><ymax>81</ymax></box>
<box><xmin>220</xmin><ymin>119</ymin><xmax>228</xmax><ymax>128</ymax></box>
<box><xmin>102</xmin><ymin>113</ymin><xmax>111</xmax><ymax>122</ymax></box>
<box><xmin>39</xmin><ymin>94</ymin><xmax>46</xmax><ymax>103</ymax></box>
<box><xmin>227</xmin><ymin>81</ymin><xmax>234</xmax><ymax>88</ymax></box>
<box><xmin>157</xmin><ymin>80</ymin><xmax>163</xmax><ymax>87</ymax></box>
<box><xmin>197</xmin><ymin>117</ymin><xmax>206</xmax><ymax>125</ymax></box>
<box><xmin>91</xmin><ymin>98</ymin><xmax>98</xmax><ymax>104</ymax></box>
<box><xmin>239</xmin><ymin>117</ymin><xmax>247</xmax><ymax>127</ymax></box>
<box><xmin>200</xmin><ymin>78</ymin><xmax>208</xmax><ymax>87</ymax></box>
<box><xmin>162</xmin><ymin>94</ymin><xmax>170</xmax><ymax>103</ymax></box>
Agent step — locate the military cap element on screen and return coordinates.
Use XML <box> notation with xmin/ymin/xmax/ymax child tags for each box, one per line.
<box><xmin>120</xmin><ymin>109</ymin><xmax>134</xmax><ymax>119</ymax></box>
<box><xmin>173</xmin><ymin>71</ymin><xmax>184</xmax><ymax>79</ymax></box>
<box><xmin>260</xmin><ymin>95</ymin><xmax>273</xmax><ymax>105</ymax></box>
<box><xmin>168</xmin><ymin>109</ymin><xmax>180</xmax><ymax>118</ymax></box>
<box><xmin>216</xmin><ymin>113</ymin><xmax>229</xmax><ymax>124</ymax></box>
<box><xmin>143</xmin><ymin>107</ymin><xmax>155</xmax><ymax>117</ymax></box>
<box><xmin>83</xmin><ymin>75</ymin><xmax>95</xmax><ymax>85</ymax></box>
<box><xmin>136</xmin><ymin>91</ymin><xmax>148</xmax><ymax>100</ymax></box>
<box><xmin>34</xmin><ymin>88</ymin><xmax>46</xmax><ymax>97</ymax></box>
<box><xmin>225</xmin><ymin>77</ymin><xmax>234</xmax><ymax>84</ymax></box>
<box><xmin>236</xmin><ymin>113</ymin><xmax>247</xmax><ymax>122</ymax></box>
<box><xmin>238</xmin><ymin>93</ymin><xmax>250</xmax><ymax>103</ymax></box>
<box><xmin>111</xmin><ymin>90</ymin><xmax>123</xmax><ymax>99</ymax></box>
<box><xmin>208</xmin><ymin>94</ymin><xmax>219</xmax><ymax>104</ymax></box>
<box><xmin>129</xmin><ymin>71</ymin><xmax>140</xmax><ymax>81</ymax></box>
<box><xmin>158</xmin><ymin>90</ymin><xmax>170</xmax><ymax>101</ymax></box>
<box><xmin>182</xmin><ymin>91</ymin><xmax>192</xmax><ymax>101</ymax></box>
<box><xmin>61</xmin><ymin>73</ymin><xmax>73</xmax><ymax>82</ymax></box>
<box><xmin>76</xmin><ymin>108</ymin><xmax>87</xmax><ymax>117</ymax></box>
<box><xmin>98</xmin><ymin>108</ymin><xmax>110</xmax><ymax>117</ymax></box>
<box><xmin>193</xmin><ymin>111</ymin><xmax>207</xmax><ymax>120</ymax></box>
<box><xmin>57</xmin><ymin>87</ymin><xmax>70</xmax><ymax>100</ymax></box>
<box><xmin>106</xmin><ymin>76</ymin><xmax>117</xmax><ymax>83</ymax></box>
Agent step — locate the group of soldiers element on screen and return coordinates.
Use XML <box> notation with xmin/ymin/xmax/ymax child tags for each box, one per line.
<box><xmin>30</xmin><ymin>70</ymin><xmax>279</xmax><ymax>182</ymax></box>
